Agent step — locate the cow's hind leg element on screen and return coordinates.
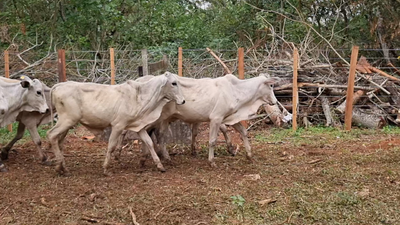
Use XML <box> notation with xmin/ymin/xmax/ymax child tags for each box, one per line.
<box><xmin>156</xmin><ymin>123</ymin><xmax>172</xmax><ymax>162</ymax></box>
<box><xmin>232</xmin><ymin>122</ymin><xmax>252</xmax><ymax>161</ymax></box>
<box><xmin>191</xmin><ymin>123</ymin><xmax>200</xmax><ymax>156</ymax></box>
<box><xmin>103</xmin><ymin>127</ymin><xmax>124</xmax><ymax>175</ymax></box>
<box><xmin>1</xmin><ymin>122</ymin><xmax>26</xmax><ymax>160</ymax></box>
<box><xmin>208</xmin><ymin>120</ymin><xmax>222</xmax><ymax>167</ymax></box>
<box><xmin>114</xmin><ymin>130</ymin><xmax>128</xmax><ymax>160</ymax></box>
<box><xmin>138</xmin><ymin>129</ymin><xmax>165</xmax><ymax>172</ymax></box>
<box><xmin>26</xmin><ymin>125</ymin><xmax>48</xmax><ymax>164</ymax></box>
<box><xmin>219</xmin><ymin>124</ymin><xmax>236</xmax><ymax>156</ymax></box>
<box><xmin>47</xmin><ymin>119</ymin><xmax>75</xmax><ymax>175</ymax></box>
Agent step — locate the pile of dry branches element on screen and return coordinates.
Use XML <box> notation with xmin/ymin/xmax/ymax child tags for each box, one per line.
<box><xmin>247</xmin><ymin>50</ymin><xmax>400</xmax><ymax>129</ymax></box>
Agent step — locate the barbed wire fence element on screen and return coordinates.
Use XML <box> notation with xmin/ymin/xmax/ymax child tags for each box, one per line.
<box><xmin>1</xmin><ymin>46</ymin><xmax>400</xmax><ymax>130</ymax></box>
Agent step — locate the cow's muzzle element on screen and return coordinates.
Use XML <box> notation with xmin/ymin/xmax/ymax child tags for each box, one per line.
<box><xmin>40</xmin><ymin>107</ymin><xmax>50</xmax><ymax>114</ymax></box>
<box><xmin>177</xmin><ymin>99</ymin><xmax>185</xmax><ymax>105</ymax></box>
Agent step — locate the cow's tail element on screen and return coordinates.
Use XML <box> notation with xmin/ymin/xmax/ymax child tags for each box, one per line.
<box><xmin>50</xmin><ymin>86</ymin><xmax>55</xmax><ymax>127</ymax></box>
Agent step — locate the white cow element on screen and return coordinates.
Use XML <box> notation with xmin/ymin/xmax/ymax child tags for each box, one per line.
<box><xmin>1</xmin><ymin>81</ymin><xmax>53</xmax><ymax>164</ymax></box>
<box><xmin>0</xmin><ymin>76</ymin><xmax>48</xmax><ymax>172</ymax></box>
<box><xmin>140</xmin><ymin>74</ymin><xmax>280</xmax><ymax>167</ymax></box>
<box><xmin>46</xmin><ymin>72</ymin><xmax>185</xmax><ymax>175</ymax></box>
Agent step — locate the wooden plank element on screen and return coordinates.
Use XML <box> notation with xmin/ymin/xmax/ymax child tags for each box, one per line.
<box><xmin>57</xmin><ymin>49</ymin><xmax>66</xmax><ymax>82</ymax></box>
<box><xmin>110</xmin><ymin>48</ymin><xmax>115</xmax><ymax>85</ymax></box>
<box><xmin>178</xmin><ymin>47</ymin><xmax>183</xmax><ymax>77</ymax></box>
<box><xmin>345</xmin><ymin>46</ymin><xmax>359</xmax><ymax>131</ymax></box>
<box><xmin>4</xmin><ymin>50</ymin><xmax>12</xmax><ymax>132</ymax></box>
<box><xmin>238</xmin><ymin>47</ymin><xmax>244</xmax><ymax>79</ymax></box>
<box><xmin>292</xmin><ymin>48</ymin><xmax>299</xmax><ymax>131</ymax></box>
<box><xmin>141</xmin><ymin>49</ymin><xmax>148</xmax><ymax>76</ymax></box>
<box><xmin>237</xmin><ymin>47</ymin><xmax>247</xmax><ymax>127</ymax></box>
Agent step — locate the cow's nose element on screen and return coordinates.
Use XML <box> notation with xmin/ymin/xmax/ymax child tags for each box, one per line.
<box><xmin>0</xmin><ymin>109</ymin><xmax>5</xmax><ymax>115</ymax></box>
<box><xmin>182</xmin><ymin>100</ymin><xmax>186</xmax><ymax>104</ymax></box>
<box><xmin>45</xmin><ymin>108</ymin><xmax>50</xmax><ymax>114</ymax></box>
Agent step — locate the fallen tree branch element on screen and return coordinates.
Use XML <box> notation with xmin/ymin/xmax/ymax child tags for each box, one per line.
<box><xmin>129</xmin><ymin>207</ymin><xmax>140</xmax><ymax>225</ymax></box>
<box><xmin>275</xmin><ymin>83</ymin><xmax>375</xmax><ymax>91</ymax></box>
<box><xmin>206</xmin><ymin>47</ymin><xmax>232</xmax><ymax>74</ymax></box>
<box><xmin>369</xmin><ymin>66</ymin><xmax>400</xmax><ymax>82</ymax></box>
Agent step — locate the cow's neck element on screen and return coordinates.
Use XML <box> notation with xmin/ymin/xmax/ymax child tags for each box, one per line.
<box><xmin>0</xmin><ymin>82</ymin><xmax>27</xmax><ymax>113</ymax></box>
<box><xmin>232</xmin><ymin>76</ymin><xmax>265</xmax><ymax>104</ymax></box>
<box><xmin>134</xmin><ymin>76</ymin><xmax>168</xmax><ymax>115</ymax></box>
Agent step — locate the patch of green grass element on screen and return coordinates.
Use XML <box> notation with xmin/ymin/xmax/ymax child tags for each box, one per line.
<box><xmin>254</xmin><ymin>126</ymin><xmax>377</xmax><ymax>146</ymax></box>
<box><xmin>0</xmin><ymin>123</ymin><xmax>52</xmax><ymax>145</ymax></box>
<box><xmin>382</xmin><ymin>125</ymin><xmax>400</xmax><ymax>135</ymax></box>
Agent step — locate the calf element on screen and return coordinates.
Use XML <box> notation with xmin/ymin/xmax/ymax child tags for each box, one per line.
<box><xmin>0</xmin><ymin>76</ymin><xmax>48</xmax><ymax>172</ymax></box>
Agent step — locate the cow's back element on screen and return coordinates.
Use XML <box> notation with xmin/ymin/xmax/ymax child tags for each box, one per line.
<box><xmin>51</xmin><ymin>82</ymin><xmax>134</xmax><ymax>129</ymax></box>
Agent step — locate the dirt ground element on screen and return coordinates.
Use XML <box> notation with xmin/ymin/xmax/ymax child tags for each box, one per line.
<box><xmin>1</xmin><ymin>125</ymin><xmax>400</xmax><ymax>225</ymax></box>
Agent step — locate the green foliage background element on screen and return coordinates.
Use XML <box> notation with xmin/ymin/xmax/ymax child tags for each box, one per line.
<box><xmin>0</xmin><ymin>0</ymin><xmax>399</xmax><ymax>52</ymax></box>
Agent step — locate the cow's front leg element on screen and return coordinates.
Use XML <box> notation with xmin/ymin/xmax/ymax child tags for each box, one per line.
<box><xmin>138</xmin><ymin>129</ymin><xmax>165</xmax><ymax>172</ymax></box>
<box><xmin>47</xmin><ymin>120</ymin><xmax>74</xmax><ymax>175</ymax></box>
<box><xmin>26</xmin><ymin>125</ymin><xmax>48</xmax><ymax>164</ymax></box>
<box><xmin>208</xmin><ymin>120</ymin><xmax>221</xmax><ymax>167</ymax></box>
<box><xmin>103</xmin><ymin>127</ymin><xmax>124</xmax><ymax>175</ymax></box>
<box><xmin>232</xmin><ymin>122</ymin><xmax>252</xmax><ymax>161</ymax></box>
<box><xmin>1</xmin><ymin>122</ymin><xmax>26</xmax><ymax>160</ymax></box>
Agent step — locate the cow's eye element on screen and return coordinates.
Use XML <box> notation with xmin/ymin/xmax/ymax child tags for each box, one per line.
<box><xmin>37</xmin><ymin>91</ymin><xmax>42</xmax><ymax>95</ymax></box>
<box><xmin>172</xmin><ymin>82</ymin><xmax>177</xmax><ymax>86</ymax></box>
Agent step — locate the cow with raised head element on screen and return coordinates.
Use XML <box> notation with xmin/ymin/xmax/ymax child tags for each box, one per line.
<box><xmin>0</xmin><ymin>76</ymin><xmax>48</xmax><ymax>172</ymax></box>
<box><xmin>139</xmin><ymin>74</ymin><xmax>280</xmax><ymax>167</ymax></box>
<box><xmin>1</xmin><ymin>79</ymin><xmax>53</xmax><ymax>165</ymax></box>
<box><xmin>46</xmin><ymin>72</ymin><xmax>185</xmax><ymax>175</ymax></box>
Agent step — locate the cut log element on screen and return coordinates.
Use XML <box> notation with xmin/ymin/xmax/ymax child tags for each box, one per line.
<box><xmin>352</xmin><ymin>108</ymin><xmax>386</xmax><ymax>129</ymax></box>
<box><xmin>336</xmin><ymin>90</ymin><xmax>365</xmax><ymax>114</ymax></box>
<box><xmin>263</xmin><ymin>104</ymin><xmax>283</xmax><ymax>127</ymax></box>
<box><xmin>321</xmin><ymin>97</ymin><xmax>333</xmax><ymax>126</ymax></box>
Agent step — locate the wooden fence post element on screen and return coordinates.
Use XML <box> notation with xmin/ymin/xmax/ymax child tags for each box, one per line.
<box><xmin>238</xmin><ymin>47</ymin><xmax>247</xmax><ymax>127</ymax></box>
<box><xmin>57</xmin><ymin>49</ymin><xmax>66</xmax><ymax>82</ymax></box>
<box><xmin>292</xmin><ymin>48</ymin><xmax>299</xmax><ymax>131</ymax></box>
<box><xmin>4</xmin><ymin>50</ymin><xmax>12</xmax><ymax>132</ymax></box>
<box><xmin>178</xmin><ymin>47</ymin><xmax>183</xmax><ymax>77</ymax></box>
<box><xmin>344</xmin><ymin>46</ymin><xmax>359</xmax><ymax>131</ymax></box>
<box><xmin>141</xmin><ymin>49</ymin><xmax>148</xmax><ymax>76</ymax></box>
<box><xmin>110</xmin><ymin>48</ymin><xmax>115</xmax><ymax>85</ymax></box>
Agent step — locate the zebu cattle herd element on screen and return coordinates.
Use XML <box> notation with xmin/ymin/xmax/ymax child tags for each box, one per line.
<box><xmin>0</xmin><ymin>72</ymin><xmax>280</xmax><ymax>175</ymax></box>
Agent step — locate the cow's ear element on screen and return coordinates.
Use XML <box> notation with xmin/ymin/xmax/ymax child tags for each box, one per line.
<box><xmin>20</xmin><ymin>80</ymin><xmax>30</xmax><ymax>88</ymax></box>
<box><xmin>264</xmin><ymin>77</ymin><xmax>281</xmax><ymax>85</ymax></box>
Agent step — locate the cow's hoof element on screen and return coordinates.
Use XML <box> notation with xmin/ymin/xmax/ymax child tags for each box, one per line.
<box><xmin>246</xmin><ymin>155</ymin><xmax>254</xmax><ymax>162</ymax></box>
<box><xmin>157</xmin><ymin>165</ymin><xmax>166</xmax><ymax>173</ymax></box>
<box><xmin>0</xmin><ymin>164</ymin><xmax>8</xmax><ymax>172</ymax></box>
<box><xmin>1</xmin><ymin>151</ymin><xmax>9</xmax><ymax>160</ymax></box>
<box><xmin>103</xmin><ymin>170</ymin><xmax>113</xmax><ymax>177</ymax></box>
<box><xmin>228</xmin><ymin>145</ymin><xmax>238</xmax><ymax>156</ymax></box>
<box><xmin>139</xmin><ymin>159</ymin><xmax>147</xmax><ymax>168</ymax></box>
<box><xmin>41</xmin><ymin>160</ymin><xmax>53</xmax><ymax>166</ymax></box>
<box><xmin>209</xmin><ymin>161</ymin><xmax>217</xmax><ymax>168</ymax></box>
<box><xmin>55</xmin><ymin>164</ymin><xmax>67</xmax><ymax>175</ymax></box>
